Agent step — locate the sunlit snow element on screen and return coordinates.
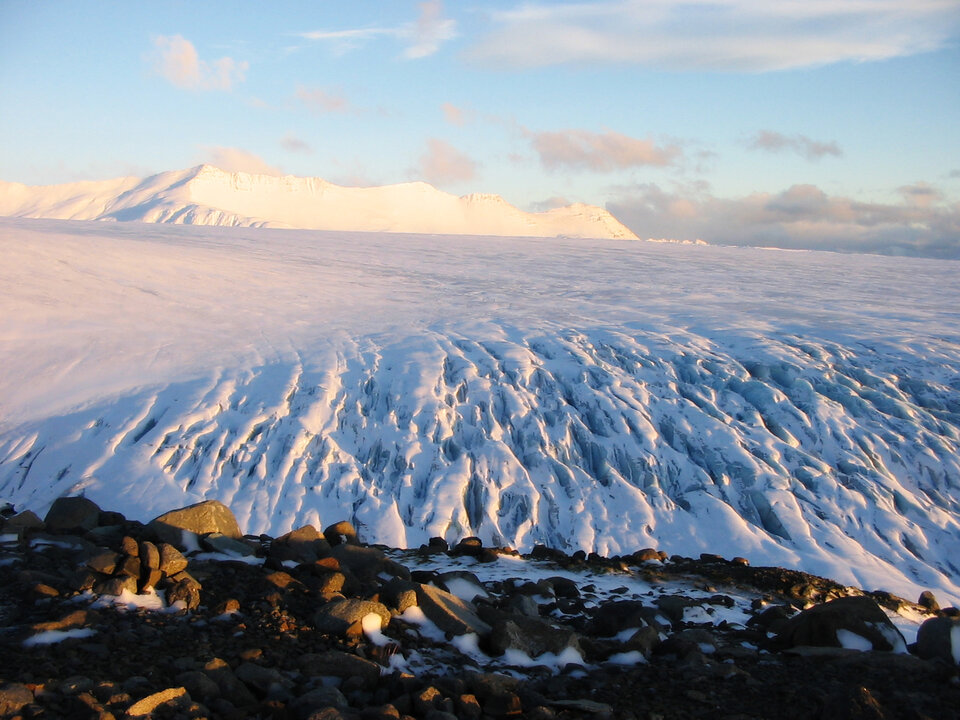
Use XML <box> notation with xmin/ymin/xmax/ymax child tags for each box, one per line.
<box><xmin>1</xmin><ymin>217</ymin><xmax>959</xmax><ymax>605</ymax></box>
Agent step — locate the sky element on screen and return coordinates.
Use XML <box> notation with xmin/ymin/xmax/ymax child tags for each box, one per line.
<box><xmin>1</xmin><ymin>0</ymin><xmax>959</xmax><ymax>255</ymax></box>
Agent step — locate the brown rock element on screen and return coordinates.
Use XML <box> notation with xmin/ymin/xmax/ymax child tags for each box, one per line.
<box><xmin>158</xmin><ymin>543</ymin><xmax>188</xmax><ymax>576</ymax></box>
<box><xmin>86</xmin><ymin>551</ymin><xmax>120</xmax><ymax>575</ymax></box>
<box><xmin>323</xmin><ymin>520</ymin><xmax>359</xmax><ymax>546</ymax></box>
<box><xmin>94</xmin><ymin>575</ymin><xmax>138</xmax><ymax>597</ymax></box>
<box><xmin>44</xmin><ymin>496</ymin><xmax>102</xmax><ymax>532</ymax></box>
<box><xmin>120</xmin><ymin>535</ymin><xmax>139</xmax><ymax>556</ymax></box>
<box><xmin>299</xmin><ymin>651</ymin><xmax>381</xmax><ymax>689</ymax></box>
<box><xmin>167</xmin><ymin>576</ymin><xmax>202</xmax><ymax>610</ymax></box>
<box><xmin>139</xmin><ymin>541</ymin><xmax>160</xmax><ymax>570</ymax></box>
<box><xmin>148</xmin><ymin>500</ymin><xmax>243</xmax><ymax>548</ymax></box>
<box><xmin>415</xmin><ymin>583</ymin><xmax>491</xmax><ymax>637</ymax></box>
<box><xmin>0</xmin><ymin>683</ymin><xmax>34</xmax><ymax>715</ymax></box>
<box><xmin>314</xmin><ymin>599</ymin><xmax>391</xmax><ymax>636</ymax></box>
<box><xmin>126</xmin><ymin>686</ymin><xmax>189</xmax><ymax>716</ymax></box>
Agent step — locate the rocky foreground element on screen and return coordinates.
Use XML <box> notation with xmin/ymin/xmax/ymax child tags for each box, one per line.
<box><xmin>1</xmin><ymin>499</ymin><xmax>959</xmax><ymax>720</ymax></box>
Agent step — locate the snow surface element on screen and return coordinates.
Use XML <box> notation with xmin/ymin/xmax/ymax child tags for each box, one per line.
<box><xmin>0</xmin><ymin>165</ymin><xmax>637</xmax><ymax>240</ymax></box>
<box><xmin>1</xmin><ymin>217</ymin><xmax>959</xmax><ymax>605</ymax></box>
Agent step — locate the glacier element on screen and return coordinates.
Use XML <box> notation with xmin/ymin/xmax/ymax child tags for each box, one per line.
<box><xmin>1</xmin><ymin>217</ymin><xmax>959</xmax><ymax>605</ymax></box>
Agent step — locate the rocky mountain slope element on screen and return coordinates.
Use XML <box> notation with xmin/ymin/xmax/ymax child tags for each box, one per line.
<box><xmin>0</xmin><ymin>166</ymin><xmax>637</xmax><ymax>239</ymax></box>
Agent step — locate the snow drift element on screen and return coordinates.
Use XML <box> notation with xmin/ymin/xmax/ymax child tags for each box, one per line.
<box><xmin>0</xmin><ymin>165</ymin><xmax>637</xmax><ymax>240</ymax></box>
<box><xmin>0</xmin><ymin>218</ymin><xmax>958</xmax><ymax>606</ymax></box>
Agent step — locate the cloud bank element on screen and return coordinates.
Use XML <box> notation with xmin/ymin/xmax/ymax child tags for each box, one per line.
<box><xmin>609</xmin><ymin>182</ymin><xmax>960</xmax><ymax>259</ymax></box>
<box><xmin>747</xmin><ymin>131</ymin><xmax>842</xmax><ymax>161</ymax></box>
<box><xmin>468</xmin><ymin>0</ymin><xmax>960</xmax><ymax>71</ymax></box>
<box><xmin>530</xmin><ymin>129</ymin><xmax>681</xmax><ymax>171</ymax></box>
<box><xmin>151</xmin><ymin>35</ymin><xmax>247</xmax><ymax>91</ymax></box>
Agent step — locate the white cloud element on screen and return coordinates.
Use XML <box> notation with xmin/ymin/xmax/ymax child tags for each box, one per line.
<box><xmin>467</xmin><ymin>0</ymin><xmax>960</xmax><ymax>71</ymax></box>
<box><xmin>295</xmin><ymin>85</ymin><xmax>351</xmax><ymax>114</ymax></box>
<box><xmin>416</xmin><ymin>139</ymin><xmax>477</xmax><ymax>185</ymax></box>
<box><xmin>300</xmin><ymin>1</ymin><xmax>456</xmax><ymax>59</ymax></box>
<box><xmin>202</xmin><ymin>147</ymin><xmax>283</xmax><ymax>176</ymax></box>
<box><xmin>529</xmin><ymin>129</ymin><xmax>681</xmax><ymax>171</ymax></box>
<box><xmin>151</xmin><ymin>35</ymin><xmax>248</xmax><ymax>91</ymax></box>
<box><xmin>747</xmin><ymin>131</ymin><xmax>842</xmax><ymax>160</ymax></box>
<box><xmin>441</xmin><ymin>102</ymin><xmax>470</xmax><ymax>126</ymax></box>
<box><xmin>607</xmin><ymin>181</ymin><xmax>960</xmax><ymax>258</ymax></box>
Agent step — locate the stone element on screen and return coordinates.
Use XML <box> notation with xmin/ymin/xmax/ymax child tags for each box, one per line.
<box><xmin>452</xmin><ymin>537</ymin><xmax>483</xmax><ymax>557</ymax></box>
<box><xmin>115</xmin><ymin>554</ymin><xmax>141</xmax><ymax>578</ymax></box>
<box><xmin>139</xmin><ymin>541</ymin><xmax>160</xmax><ymax>570</ymax></box>
<box><xmin>656</xmin><ymin>595</ymin><xmax>700</xmax><ymax>625</ymax></box>
<box><xmin>44</xmin><ymin>496</ymin><xmax>102</xmax><ymax>532</ymax></box>
<box><xmin>203</xmin><ymin>532</ymin><xmax>255</xmax><ymax>556</ymax></box>
<box><xmin>775</xmin><ymin>596</ymin><xmax>907</xmax><ymax>652</ymax></box>
<box><xmin>0</xmin><ymin>683</ymin><xmax>34</xmax><ymax>716</ymax></box>
<box><xmin>3</xmin><ymin>510</ymin><xmax>43</xmax><ymax>531</ymax></box>
<box><xmin>203</xmin><ymin>658</ymin><xmax>258</xmax><ymax>708</ymax></box>
<box><xmin>915</xmin><ymin>616</ymin><xmax>960</xmax><ymax>663</ymax></box>
<box><xmin>158</xmin><ymin>543</ymin><xmax>189</xmax><ymax>575</ymax></box>
<box><xmin>94</xmin><ymin>575</ymin><xmax>138</xmax><ymax>597</ymax></box>
<box><xmin>148</xmin><ymin>500</ymin><xmax>243</xmax><ymax>549</ymax></box>
<box><xmin>235</xmin><ymin>662</ymin><xmax>286</xmax><ymax>694</ymax></box>
<box><xmin>918</xmin><ymin>590</ymin><xmax>941</xmax><ymax>612</ymax></box>
<box><xmin>546</xmin><ymin>576</ymin><xmax>580</xmax><ymax>599</ymax></box>
<box><xmin>415</xmin><ymin>583</ymin><xmax>492</xmax><ymax>637</ymax></box>
<box><xmin>126</xmin><ymin>686</ymin><xmax>189</xmax><ymax>716</ymax></box>
<box><xmin>167</xmin><ymin>576</ymin><xmax>202</xmax><ymax>610</ymax></box>
<box><xmin>120</xmin><ymin>535</ymin><xmax>139</xmax><ymax>556</ymax></box>
<box><xmin>298</xmin><ymin>651</ymin><xmax>382</xmax><ymax>689</ymax></box>
<box><xmin>291</xmin><ymin>687</ymin><xmax>349</xmax><ymax>719</ymax></box>
<box><xmin>487</xmin><ymin>615</ymin><xmax>583</xmax><ymax>659</ymax></box>
<box><xmin>271</xmin><ymin>525</ymin><xmax>332</xmax><ymax>563</ymax></box>
<box><xmin>314</xmin><ymin>599</ymin><xmax>391</xmax><ymax>636</ymax></box>
<box><xmin>331</xmin><ymin>543</ymin><xmax>408</xmax><ymax>584</ymax></box>
<box><xmin>175</xmin><ymin>671</ymin><xmax>221</xmax><ymax>702</ymax></box>
<box><xmin>85</xmin><ymin>550</ymin><xmax>120</xmax><ymax>575</ymax></box>
<box><xmin>381</xmin><ymin>578</ymin><xmax>420</xmax><ymax>613</ymax></box>
<box><xmin>323</xmin><ymin>520</ymin><xmax>359</xmax><ymax>546</ymax></box>
<box><xmin>305</xmin><ymin>571</ymin><xmax>346</xmax><ymax>595</ymax></box>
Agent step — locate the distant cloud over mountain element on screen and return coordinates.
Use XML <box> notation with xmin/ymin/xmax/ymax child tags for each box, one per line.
<box><xmin>529</xmin><ymin>129</ymin><xmax>681</xmax><ymax>172</ymax></box>
<box><xmin>150</xmin><ymin>35</ymin><xmax>247</xmax><ymax>91</ymax></box>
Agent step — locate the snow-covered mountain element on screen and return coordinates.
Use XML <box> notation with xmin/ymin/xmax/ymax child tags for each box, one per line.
<box><xmin>0</xmin><ymin>165</ymin><xmax>637</xmax><ymax>239</ymax></box>
<box><xmin>1</xmin><ymin>217</ymin><xmax>958</xmax><ymax>607</ymax></box>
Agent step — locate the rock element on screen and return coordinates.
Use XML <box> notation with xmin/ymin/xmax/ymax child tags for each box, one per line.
<box><xmin>126</xmin><ymin>686</ymin><xmax>190</xmax><ymax>716</ymax></box>
<box><xmin>290</xmin><ymin>687</ymin><xmax>349</xmax><ymax>719</ymax></box>
<box><xmin>504</xmin><ymin>593</ymin><xmax>540</xmax><ymax>618</ymax></box>
<box><xmin>381</xmin><ymin>578</ymin><xmax>420</xmax><ymax>613</ymax></box>
<box><xmin>44</xmin><ymin>496</ymin><xmax>102</xmax><ymax>532</ymax></box>
<box><xmin>149</xmin><ymin>500</ymin><xmax>243</xmax><ymax>549</ymax></box>
<box><xmin>175</xmin><ymin>671</ymin><xmax>221</xmax><ymax>702</ymax></box>
<box><xmin>120</xmin><ymin>535</ymin><xmax>139</xmax><ymax>556</ymax></box>
<box><xmin>271</xmin><ymin>525</ymin><xmax>332</xmax><ymax>563</ymax></box>
<box><xmin>428</xmin><ymin>537</ymin><xmax>449</xmax><ymax>551</ymax></box>
<box><xmin>85</xmin><ymin>550</ymin><xmax>120</xmax><ymax>575</ymax></box>
<box><xmin>589</xmin><ymin>600</ymin><xmax>663</xmax><ymax>636</ymax></box>
<box><xmin>158</xmin><ymin>543</ymin><xmax>188</xmax><ymax>575</ymax></box>
<box><xmin>2</xmin><ymin>510</ymin><xmax>43</xmax><ymax>532</ymax></box>
<box><xmin>415</xmin><ymin>583</ymin><xmax>492</xmax><ymax>637</ymax></box>
<box><xmin>0</xmin><ymin>683</ymin><xmax>34</xmax><ymax>715</ymax></box>
<box><xmin>775</xmin><ymin>596</ymin><xmax>907</xmax><ymax>652</ymax></box>
<box><xmin>546</xmin><ymin>576</ymin><xmax>579</xmax><ymax>599</ymax></box>
<box><xmin>915</xmin><ymin>616</ymin><xmax>960</xmax><ymax>663</ymax></box>
<box><xmin>235</xmin><ymin>662</ymin><xmax>287</xmax><ymax>694</ymax></box>
<box><xmin>331</xmin><ymin>544</ymin><xmax>409</xmax><ymax>585</ymax></box>
<box><xmin>298</xmin><ymin>651</ymin><xmax>382</xmax><ymax>689</ymax></box>
<box><xmin>314</xmin><ymin>599</ymin><xmax>391</xmax><ymax>636</ymax></box>
<box><xmin>167</xmin><ymin>576</ymin><xmax>202</xmax><ymax>610</ymax></box>
<box><xmin>94</xmin><ymin>575</ymin><xmax>138</xmax><ymax>597</ymax></box>
<box><xmin>918</xmin><ymin>590</ymin><xmax>941</xmax><ymax>612</ymax></box>
<box><xmin>203</xmin><ymin>658</ymin><xmax>257</xmax><ymax>708</ymax></box>
<box><xmin>139</xmin><ymin>541</ymin><xmax>160</xmax><ymax>570</ymax></box>
<box><xmin>656</xmin><ymin>595</ymin><xmax>701</xmax><ymax>625</ymax></box>
<box><xmin>732</xmin><ymin>556</ymin><xmax>750</xmax><ymax>566</ymax></box>
<box><xmin>202</xmin><ymin>532</ymin><xmax>255</xmax><ymax>556</ymax></box>
<box><xmin>323</xmin><ymin>520</ymin><xmax>359</xmax><ymax>546</ymax></box>
<box><xmin>487</xmin><ymin>614</ymin><xmax>583</xmax><ymax>659</ymax></box>
<box><xmin>452</xmin><ymin>537</ymin><xmax>483</xmax><ymax>557</ymax></box>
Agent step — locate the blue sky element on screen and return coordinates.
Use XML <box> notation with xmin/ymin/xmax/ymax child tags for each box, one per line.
<box><xmin>1</xmin><ymin>1</ymin><xmax>959</xmax><ymax>254</ymax></box>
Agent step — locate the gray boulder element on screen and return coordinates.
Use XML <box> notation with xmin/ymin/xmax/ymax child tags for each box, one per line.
<box><xmin>44</xmin><ymin>496</ymin><xmax>101</xmax><ymax>532</ymax></box>
<box><xmin>148</xmin><ymin>500</ymin><xmax>242</xmax><ymax>549</ymax></box>
<box><xmin>487</xmin><ymin>614</ymin><xmax>583</xmax><ymax>659</ymax></box>
<box><xmin>314</xmin><ymin>598</ymin><xmax>391</xmax><ymax>636</ymax></box>
<box><xmin>298</xmin><ymin>651</ymin><xmax>382</xmax><ymax>689</ymax></box>
<box><xmin>415</xmin><ymin>583</ymin><xmax>491</xmax><ymax>637</ymax></box>
<box><xmin>271</xmin><ymin>525</ymin><xmax>331</xmax><ymax>563</ymax></box>
<box><xmin>775</xmin><ymin>596</ymin><xmax>906</xmax><ymax>652</ymax></box>
<box><xmin>915</xmin><ymin>616</ymin><xmax>960</xmax><ymax>664</ymax></box>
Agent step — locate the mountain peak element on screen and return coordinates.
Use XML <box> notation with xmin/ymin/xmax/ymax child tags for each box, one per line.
<box><xmin>0</xmin><ymin>167</ymin><xmax>638</xmax><ymax>240</ymax></box>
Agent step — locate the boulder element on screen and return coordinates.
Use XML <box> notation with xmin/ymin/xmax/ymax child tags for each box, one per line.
<box><xmin>918</xmin><ymin>590</ymin><xmax>941</xmax><ymax>612</ymax></box>
<box><xmin>167</xmin><ymin>576</ymin><xmax>202</xmax><ymax>610</ymax></box>
<box><xmin>914</xmin><ymin>616</ymin><xmax>960</xmax><ymax>664</ymax></box>
<box><xmin>290</xmin><ymin>686</ymin><xmax>350</xmax><ymax>719</ymax></box>
<box><xmin>415</xmin><ymin>583</ymin><xmax>491</xmax><ymax>637</ymax></box>
<box><xmin>381</xmin><ymin>578</ymin><xmax>420</xmax><ymax>613</ymax></box>
<box><xmin>44</xmin><ymin>496</ymin><xmax>102</xmax><ymax>532</ymax></box>
<box><xmin>148</xmin><ymin>500</ymin><xmax>242</xmax><ymax>549</ymax></box>
<box><xmin>0</xmin><ymin>683</ymin><xmax>34</xmax><ymax>716</ymax></box>
<box><xmin>126</xmin><ymin>687</ymin><xmax>190</xmax><ymax>716</ymax></box>
<box><xmin>158</xmin><ymin>543</ymin><xmax>188</xmax><ymax>575</ymax></box>
<box><xmin>774</xmin><ymin>596</ymin><xmax>907</xmax><ymax>652</ymax></box>
<box><xmin>323</xmin><ymin>520</ymin><xmax>359</xmax><ymax>546</ymax></box>
<box><xmin>2</xmin><ymin>510</ymin><xmax>43</xmax><ymax>532</ymax></box>
<box><xmin>314</xmin><ymin>599</ymin><xmax>391</xmax><ymax>636</ymax></box>
<box><xmin>298</xmin><ymin>651</ymin><xmax>382</xmax><ymax>689</ymax></box>
<box><xmin>202</xmin><ymin>658</ymin><xmax>257</xmax><ymax>708</ymax></box>
<box><xmin>271</xmin><ymin>525</ymin><xmax>332</xmax><ymax>563</ymax></box>
<box><xmin>202</xmin><ymin>532</ymin><xmax>255</xmax><ymax>556</ymax></box>
<box><xmin>452</xmin><ymin>537</ymin><xmax>484</xmax><ymax>557</ymax></box>
<box><xmin>487</xmin><ymin>614</ymin><xmax>583</xmax><ymax>659</ymax></box>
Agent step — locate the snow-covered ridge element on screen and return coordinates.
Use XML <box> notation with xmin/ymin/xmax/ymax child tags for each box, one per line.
<box><xmin>0</xmin><ymin>218</ymin><xmax>958</xmax><ymax>606</ymax></box>
<box><xmin>0</xmin><ymin>165</ymin><xmax>638</xmax><ymax>240</ymax></box>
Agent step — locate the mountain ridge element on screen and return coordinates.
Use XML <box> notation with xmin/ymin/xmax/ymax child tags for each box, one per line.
<box><xmin>0</xmin><ymin>165</ymin><xmax>639</xmax><ymax>239</ymax></box>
